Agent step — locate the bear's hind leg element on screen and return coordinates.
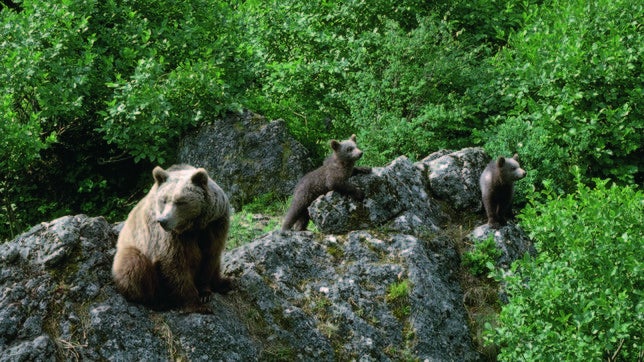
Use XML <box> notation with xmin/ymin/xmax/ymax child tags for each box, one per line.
<box><xmin>112</xmin><ymin>246</ymin><xmax>158</xmax><ymax>305</ymax></box>
<box><xmin>292</xmin><ymin>212</ymin><xmax>310</xmax><ymax>231</ymax></box>
<box><xmin>281</xmin><ymin>204</ymin><xmax>301</xmax><ymax>231</ymax></box>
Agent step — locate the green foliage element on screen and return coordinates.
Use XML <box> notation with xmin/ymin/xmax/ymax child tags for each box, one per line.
<box><xmin>463</xmin><ymin>236</ymin><xmax>502</xmax><ymax>276</ymax></box>
<box><xmin>340</xmin><ymin>15</ymin><xmax>486</xmax><ymax>165</ymax></box>
<box><xmin>239</xmin><ymin>0</ymin><xmax>495</xmax><ymax>163</ymax></box>
<box><xmin>386</xmin><ymin>279</ymin><xmax>412</xmax><ymax>320</ymax></box>
<box><xmin>480</xmin><ymin>0</ymin><xmax>643</xmax><ymax>202</ymax></box>
<box><xmin>227</xmin><ymin>195</ymin><xmax>287</xmax><ymax>249</ymax></box>
<box><xmin>486</xmin><ymin>171</ymin><xmax>644</xmax><ymax>360</ymax></box>
<box><xmin>0</xmin><ymin>0</ymin><xmax>254</xmax><ymax>240</ymax></box>
<box><xmin>1</xmin><ymin>0</ymin><xmax>641</xmax><ymax>242</ymax></box>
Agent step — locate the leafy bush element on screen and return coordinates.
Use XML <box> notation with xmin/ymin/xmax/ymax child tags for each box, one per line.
<box><xmin>480</xmin><ymin>0</ymin><xmax>643</xmax><ymax>202</ymax></box>
<box><xmin>0</xmin><ymin>0</ymin><xmax>254</xmax><ymax>240</ymax></box>
<box><xmin>339</xmin><ymin>15</ymin><xmax>487</xmax><ymax>165</ymax></box>
<box><xmin>463</xmin><ymin>236</ymin><xmax>502</xmax><ymax>276</ymax></box>
<box><xmin>239</xmin><ymin>0</ymin><xmax>498</xmax><ymax>163</ymax></box>
<box><xmin>486</xmin><ymin>170</ymin><xmax>643</xmax><ymax>360</ymax></box>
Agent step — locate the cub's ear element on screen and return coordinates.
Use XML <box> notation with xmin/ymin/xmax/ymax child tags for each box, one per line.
<box><xmin>496</xmin><ymin>157</ymin><xmax>506</xmax><ymax>167</ymax></box>
<box><xmin>350</xmin><ymin>134</ymin><xmax>357</xmax><ymax>142</ymax></box>
<box><xmin>330</xmin><ymin>140</ymin><xmax>341</xmax><ymax>151</ymax></box>
<box><xmin>191</xmin><ymin>168</ymin><xmax>210</xmax><ymax>188</ymax></box>
<box><xmin>513</xmin><ymin>153</ymin><xmax>519</xmax><ymax>160</ymax></box>
<box><xmin>153</xmin><ymin>166</ymin><xmax>169</xmax><ymax>185</ymax></box>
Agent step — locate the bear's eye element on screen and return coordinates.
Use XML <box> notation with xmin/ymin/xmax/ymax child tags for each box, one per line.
<box><xmin>346</xmin><ymin>146</ymin><xmax>354</xmax><ymax>152</ymax></box>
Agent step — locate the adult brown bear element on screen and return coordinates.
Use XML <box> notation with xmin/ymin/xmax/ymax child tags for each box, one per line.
<box><xmin>112</xmin><ymin>165</ymin><xmax>231</xmax><ymax>313</ymax></box>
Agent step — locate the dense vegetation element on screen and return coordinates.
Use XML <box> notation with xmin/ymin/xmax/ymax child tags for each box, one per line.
<box><xmin>487</xmin><ymin>171</ymin><xmax>643</xmax><ymax>361</ymax></box>
<box><xmin>1</xmin><ymin>0</ymin><xmax>642</xmax><ymax>358</ymax></box>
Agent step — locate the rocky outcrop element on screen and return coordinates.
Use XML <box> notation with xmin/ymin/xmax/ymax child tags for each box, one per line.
<box><xmin>417</xmin><ymin>147</ymin><xmax>490</xmax><ymax>212</ymax></box>
<box><xmin>0</xmin><ymin>147</ymin><xmax>535</xmax><ymax>361</ymax></box>
<box><xmin>178</xmin><ymin>110</ymin><xmax>313</xmax><ymax>210</ymax></box>
<box><xmin>469</xmin><ymin>223</ymin><xmax>537</xmax><ymax>270</ymax></box>
<box><xmin>309</xmin><ymin>156</ymin><xmax>447</xmax><ymax>235</ymax></box>
<box><xmin>309</xmin><ymin>148</ymin><xmax>489</xmax><ymax>234</ymax></box>
<box><xmin>0</xmin><ymin>215</ymin><xmax>478</xmax><ymax>361</ymax></box>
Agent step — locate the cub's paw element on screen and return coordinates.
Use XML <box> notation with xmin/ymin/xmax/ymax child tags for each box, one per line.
<box><xmin>212</xmin><ymin>277</ymin><xmax>233</xmax><ymax>295</ymax></box>
<box><xmin>354</xmin><ymin>166</ymin><xmax>372</xmax><ymax>174</ymax></box>
<box><xmin>354</xmin><ymin>189</ymin><xmax>365</xmax><ymax>201</ymax></box>
<box><xmin>182</xmin><ymin>302</ymin><xmax>213</xmax><ymax>315</ymax></box>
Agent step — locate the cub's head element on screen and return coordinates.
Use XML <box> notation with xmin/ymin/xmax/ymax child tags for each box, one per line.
<box><xmin>330</xmin><ymin>134</ymin><xmax>363</xmax><ymax>163</ymax></box>
<box><xmin>152</xmin><ymin>165</ymin><xmax>210</xmax><ymax>234</ymax></box>
<box><xmin>497</xmin><ymin>154</ymin><xmax>526</xmax><ymax>182</ymax></box>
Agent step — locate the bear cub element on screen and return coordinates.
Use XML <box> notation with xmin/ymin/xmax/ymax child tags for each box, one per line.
<box><xmin>479</xmin><ymin>154</ymin><xmax>526</xmax><ymax>228</ymax></box>
<box><xmin>112</xmin><ymin>164</ymin><xmax>231</xmax><ymax>314</ymax></box>
<box><xmin>282</xmin><ymin>134</ymin><xmax>371</xmax><ymax>231</ymax></box>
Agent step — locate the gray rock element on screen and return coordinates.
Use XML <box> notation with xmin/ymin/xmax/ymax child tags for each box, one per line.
<box><xmin>309</xmin><ymin>156</ymin><xmax>447</xmax><ymax>235</ymax></box>
<box><xmin>416</xmin><ymin>147</ymin><xmax>490</xmax><ymax>212</ymax></box>
<box><xmin>469</xmin><ymin>222</ymin><xmax>537</xmax><ymax>270</ymax></box>
<box><xmin>178</xmin><ymin>110</ymin><xmax>313</xmax><ymax>210</ymax></box>
<box><xmin>0</xmin><ymin>335</ymin><xmax>56</xmax><ymax>362</ymax></box>
<box><xmin>0</xmin><ymin>213</ymin><xmax>482</xmax><ymax>360</ymax></box>
<box><xmin>225</xmin><ymin>231</ymin><xmax>480</xmax><ymax>361</ymax></box>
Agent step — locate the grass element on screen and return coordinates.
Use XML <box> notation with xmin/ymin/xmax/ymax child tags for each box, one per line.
<box><xmin>227</xmin><ymin>194</ymin><xmax>288</xmax><ymax>249</ymax></box>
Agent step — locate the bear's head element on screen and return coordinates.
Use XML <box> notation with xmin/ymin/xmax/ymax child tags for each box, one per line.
<box><xmin>330</xmin><ymin>134</ymin><xmax>363</xmax><ymax>163</ymax></box>
<box><xmin>497</xmin><ymin>154</ymin><xmax>526</xmax><ymax>182</ymax></box>
<box><xmin>152</xmin><ymin>165</ymin><xmax>210</xmax><ymax>234</ymax></box>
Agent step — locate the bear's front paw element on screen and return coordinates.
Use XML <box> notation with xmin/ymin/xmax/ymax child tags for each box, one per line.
<box><xmin>488</xmin><ymin>220</ymin><xmax>510</xmax><ymax>229</ymax></box>
<box><xmin>353</xmin><ymin>189</ymin><xmax>365</xmax><ymax>201</ymax></box>
<box><xmin>212</xmin><ymin>277</ymin><xmax>233</xmax><ymax>294</ymax></box>
<box><xmin>199</xmin><ymin>289</ymin><xmax>212</xmax><ymax>303</ymax></box>
<box><xmin>354</xmin><ymin>166</ymin><xmax>372</xmax><ymax>174</ymax></box>
<box><xmin>182</xmin><ymin>302</ymin><xmax>213</xmax><ymax>315</ymax></box>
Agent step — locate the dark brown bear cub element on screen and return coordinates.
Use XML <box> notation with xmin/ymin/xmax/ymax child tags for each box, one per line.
<box><xmin>282</xmin><ymin>134</ymin><xmax>371</xmax><ymax>231</ymax></box>
<box><xmin>479</xmin><ymin>154</ymin><xmax>526</xmax><ymax>228</ymax></box>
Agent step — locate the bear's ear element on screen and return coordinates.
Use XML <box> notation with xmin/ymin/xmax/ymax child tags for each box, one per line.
<box><xmin>330</xmin><ymin>140</ymin><xmax>341</xmax><ymax>151</ymax></box>
<box><xmin>191</xmin><ymin>168</ymin><xmax>210</xmax><ymax>189</ymax></box>
<box><xmin>153</xmin><ymin>166</ymin><xmax>169</xmax><ymax>185</ymax></box>
<box><xmin>496</xmin><ymin>157</ymin><xmax>506</xmax><ymax>167</ymax></box>
<box><xmin>512</xmin><ymin>153</ymin><xmax>519</xmax><ymax>160</ymax></box>
<box><xmin>350</xmin><ymin>134</ymin><xmax>357</xmax><ymax>142</ymax></box>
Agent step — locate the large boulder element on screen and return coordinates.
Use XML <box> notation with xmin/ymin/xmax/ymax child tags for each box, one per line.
<box><xmin>469</xmin><ymin>222</ymin><xmax>538</xmax><ymax>270</ymax></box>
<box><xmin>178</xmin><ymin>110</ymin><xmax>312</xmax><ymax>210</ymax></box>
<box><xmin>416</xmin><ymin>147</ymin><xmax>490</xmax><ymax>212</ymax></box>
<box><xmin>309</xmin><ymin>156</ymin><xmax>447</xmax><ymax>235</ymax></box>
<box><xmin>0</xmin><ymin>214</ymin><xmax>481</xmax><ymax>361</ymax></box>
<box><xmin>225</xmin><ymin>230</ymin><xmax>479</xmax><ymax>361</ymax></box>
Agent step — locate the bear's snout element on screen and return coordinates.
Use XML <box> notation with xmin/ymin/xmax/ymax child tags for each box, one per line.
<box><xmin>157</xmin><ymin>216</ymin><xmax>172</xmax><ymax>231</ymax></box>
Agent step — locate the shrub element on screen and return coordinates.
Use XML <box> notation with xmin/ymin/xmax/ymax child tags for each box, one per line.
<box><xmin>0</xmin><ymin>0</ymin><xmax>254</xmax><ymax>240</ymax></box>
<box><xmin>486</xmin><ymin>170</ymin><xmax>643</xmax><ymax>360</ymax></box>
<box><xmin>463</xmin><ymin>235</ymin><xmax>502</xmax><ymax>277</ymax></box>
<box><xmin>480</xmin><ymin>0</ymin><xmax>643</xmax><ymax>202</ymax></box>
<box><xmin>340</xmin><ymin>15</ymin><xmax>486</xmax><ymax>165</ymax></box>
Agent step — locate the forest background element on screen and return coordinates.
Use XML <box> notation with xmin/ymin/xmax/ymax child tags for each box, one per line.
<box><xmin>1</xmin><ymin>0</ymin><xmax>642</xmax><ymax>360</ymax></box>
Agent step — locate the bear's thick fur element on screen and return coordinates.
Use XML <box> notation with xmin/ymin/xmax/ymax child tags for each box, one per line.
<box><xmin>479</xmin><ymin>154</ymin><xmax>526</xmax><ymax>228</ymax></box>
<box><xmin>282</xmin><ymin>134</ymin><xmax>371</xmax><ymax>231</ymax></box>
<box><xmin>112</xmin><ymin>164</ymin><xmax>231</xmax><ymax>313</ymax></box>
